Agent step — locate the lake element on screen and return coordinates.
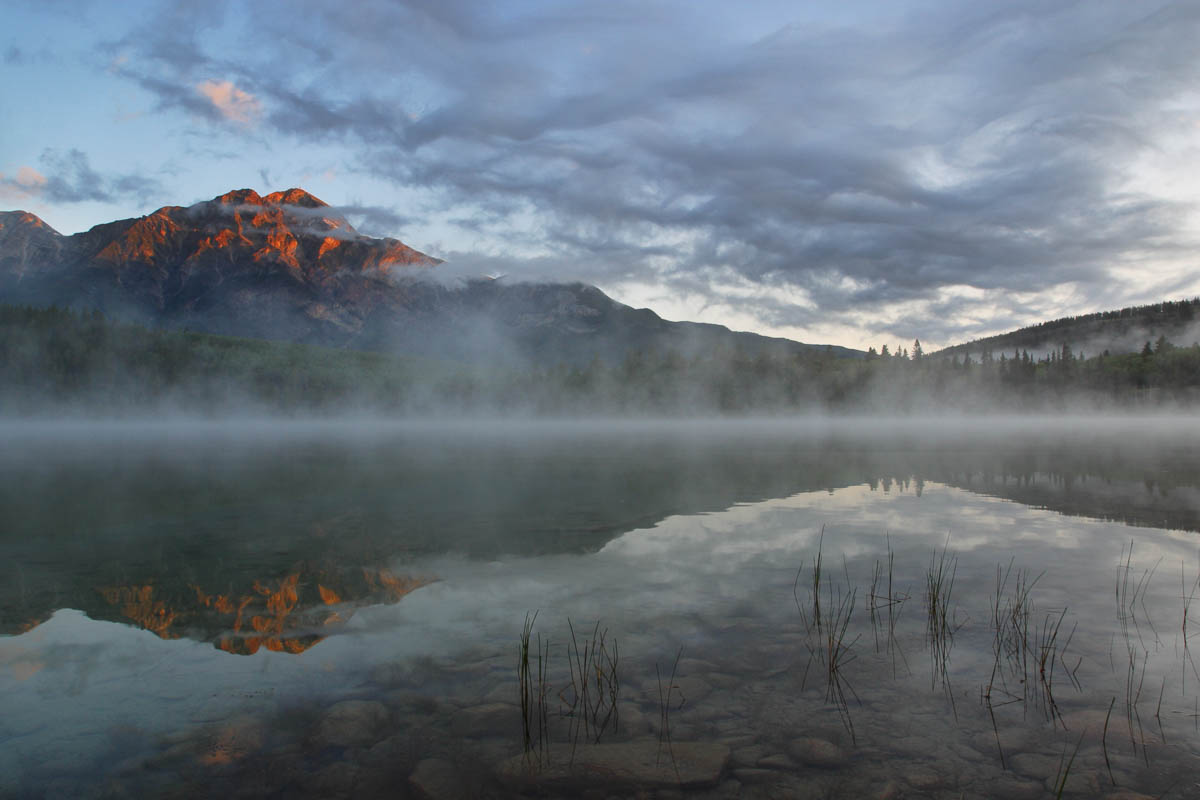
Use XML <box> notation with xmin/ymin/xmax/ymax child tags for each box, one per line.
<box><xmin>2</xmin><ymin>418</ymin><xmax>1199</xmax><ymax>798</ymax></box>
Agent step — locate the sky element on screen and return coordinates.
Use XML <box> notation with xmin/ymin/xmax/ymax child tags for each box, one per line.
<box><xmin>2</xmin><ymin>0</ymin><xmax>1199</xmax><ymax>351</ymax></box>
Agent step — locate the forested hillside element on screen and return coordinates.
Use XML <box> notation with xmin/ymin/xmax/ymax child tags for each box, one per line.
<box><xmin>4</xmin><ymin>305</ymin><xmax>1200</xmax><ymax>415</ymax></box>
<box><xmin>937</xmin><ymin>298</ymin><xmax>1200</xmax><ymax>360</ymax></box>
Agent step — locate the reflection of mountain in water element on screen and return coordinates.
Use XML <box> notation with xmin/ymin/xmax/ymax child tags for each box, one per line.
<box><xmin>845</xmin><ymin>433</ymin><xmax>1200</xmax><ymax>533</ymax></box>
<box><xmin>918</xmin><ymin>451</ymin><xmax>1200</xmax><ymax>533</ymax></box>
<box><xmin>0</xmin><ymin>430</ymin><xmax>880</xmax><ymax>643</ymax></box>
<box><xmin>94</xmin><ymin>565</ymin><xmax>431</xmax><ymax>655</ymax></box>
<box><xmin>4</xmin><ymin>426</ymin><xmax>1200</xmax><ymax>645</ymax></box>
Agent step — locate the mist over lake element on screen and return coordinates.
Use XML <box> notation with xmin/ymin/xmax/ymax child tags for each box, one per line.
<box><xmin>3</xmin><ymin>418</ymin><xmax>1199</xmax><ymax>798</ymax></box>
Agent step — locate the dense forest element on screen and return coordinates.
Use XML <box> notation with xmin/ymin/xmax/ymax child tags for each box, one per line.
<box><xmin>3</xmin><ymin>304</ymin><xmax>1200</xmax><ymax>415</ymax></box>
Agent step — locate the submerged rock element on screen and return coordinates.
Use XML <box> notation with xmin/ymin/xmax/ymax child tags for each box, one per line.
<box><xmin>312</xmin><ymin>700</ymin><xmax>389</xmax><ymax>749</ymax></box>
<box><xmin>1009</xmin><ymin>752</ymin><xmax>1060</xmax><ymax>781</ymax></box>
<box><xmin>409</xmin><ymin>758</ymin><xmax>466</xmax><ymax>800</ymax></box>
<box><xmin>451</xmin><ymin>702</ymin><xmax>518</xmax><ymax>738</ymax></box>
<box><xmin>786</xmin><ymin>737</ymin><xmax>848</xmax><ymax>768</ymax></box>
<box><xmin>311</xmin><ymin>761</ymin><xmax>359</xmax><ymax>800</ymax></box>
<box><xmin>755</xmin><ymin>753</ymin><xmax>797</xmax><ymax>770</ymax></box>
<box><xmin>497</xmin><ymin>740</ymin><xmax>730</xmax><ymax>790</ymax></box>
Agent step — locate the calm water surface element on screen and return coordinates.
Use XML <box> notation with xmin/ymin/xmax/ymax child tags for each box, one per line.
<box><xmin>2</xmin><ymin>419</ymin><xmax>1199</xmax><ymax>798</ymax></box>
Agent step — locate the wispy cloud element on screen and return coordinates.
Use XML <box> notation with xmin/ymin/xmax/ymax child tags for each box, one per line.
<box><xmin>196</xmin><ymin>79</ymin><xmax>262</xmax><ymax>126</ymax></box>
<box><xmin>1</xmin><ymin>149</ymin><xmax>164</xmax><ymax>207</ymax></box>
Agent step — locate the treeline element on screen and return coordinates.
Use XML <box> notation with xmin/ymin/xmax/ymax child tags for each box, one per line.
<box><xmin>0</xmin><ymin>305</ymin><xmax>462</xmax><ymax>414</ymax></box>
<box><xmin>938</xmin><ymin>297</ymin><xmax>1200</xmax><ymax>358</ymax></box>
<box><xmin>3</xmin><ymin>305</ymin><xmax>1200</xmax><ymax>415</ymax></box>
<box><xmin>858</xmin><ymin>342</ymin><xmax>1200</xmax><ymax>410</ymax></box>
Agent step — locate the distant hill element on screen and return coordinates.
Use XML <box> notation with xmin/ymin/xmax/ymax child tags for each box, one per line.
<box><xmin>936</xmin><ymin>298</ymin><xmax>1200</xmax><ymax>360</ymax></box>
<box><xmin>0</xmin><ymin>189</ymin><xmax>859</xmax><ymax>364</ymax></box>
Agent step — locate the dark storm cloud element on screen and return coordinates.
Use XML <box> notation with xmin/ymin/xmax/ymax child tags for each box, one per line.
<box><xmin>106</xmin><ymin>0</ymin><xmax>1200</xmax><ymax>344</ymax></box>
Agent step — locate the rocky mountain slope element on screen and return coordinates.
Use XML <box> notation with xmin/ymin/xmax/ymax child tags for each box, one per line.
<box><xmin>0</xmin><ymin>190</ymin><xmax>859</xmax><ymax>364</ymax></box>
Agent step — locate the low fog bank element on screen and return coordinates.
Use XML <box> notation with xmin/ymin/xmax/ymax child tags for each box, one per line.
<box><xmin>4</xmin><ymin>304</ymin><xmax>1200</xmax><ymax>421</ymax></box>
<box><xmin>4</xmin><ymin>413</ymin><xmax>1200</xmax><ymax>445</ymax></box>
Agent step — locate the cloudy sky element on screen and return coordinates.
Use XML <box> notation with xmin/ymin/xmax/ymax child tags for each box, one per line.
<box><xmin>3</xmin><ymin>0</ymin><xmax>1199</xmax><ymax>350</ymax></box>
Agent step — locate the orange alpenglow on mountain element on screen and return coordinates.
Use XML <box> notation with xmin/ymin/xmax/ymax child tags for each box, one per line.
<box><xmin>0</xmin><ymin>188</ymin><xmax>449</xmax><ymax>346</ymax></box>
<box><xmin>87</xmin><ymin>188</ymin><xmax>438</xmax><ymax>277</ymax></box>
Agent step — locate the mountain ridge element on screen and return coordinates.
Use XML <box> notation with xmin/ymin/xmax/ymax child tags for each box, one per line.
<box><xmin>0</xmin><ymin>189</ymin><xmax>862</xmax><ymax>363</ymax></box>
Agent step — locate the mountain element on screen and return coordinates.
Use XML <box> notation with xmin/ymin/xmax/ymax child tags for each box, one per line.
<box><xmin>0</xmin><ymin>189</ymin><xmax>859</xmax><ymax>364</ymax></box>
<box><xmin>0</xmin><ymin>210</ymin><xmax>66</xmax><ymax>280</ymax></box>
<box><xmin>936</xmin><ymin>298</ymin><xmax>1200</xmax><ymax>360</ymax></box>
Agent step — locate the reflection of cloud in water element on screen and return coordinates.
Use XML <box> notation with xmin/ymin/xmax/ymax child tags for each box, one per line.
<box><xmin>603</xmin><ymin>482</ymin><xmax>1068</xmax><ymax>567</ymax></box>
<box><xmin>364</xmin><ymin>481</ymin><xmax>1179</xmax><ymax>657</ymax></box>
<box><xmin>4</xmin><ymin>479</ymin><xmax>1199</xmax><ymax>786</ymax></box>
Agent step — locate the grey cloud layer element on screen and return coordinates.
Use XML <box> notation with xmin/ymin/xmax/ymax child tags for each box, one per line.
<box><xmin>104</xmin><ymin>0</ymin><xmax>1200</xmax><ymax>344</ymax></box>
<box><xmin>1</xmin><ymin>149</ymin><xmax>164</xmax><ymax>208</ymax></box>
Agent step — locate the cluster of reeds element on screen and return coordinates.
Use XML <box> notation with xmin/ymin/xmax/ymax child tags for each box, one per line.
<box><xmin>981</xmin><ymin>559</ymin><xmax>1082</xmax><ymax>767</ymax></box>
<box><xmin>1113</xmin><ymin>540</ymin><xmax>1162</xmax><ymax>764</ymax></box>
<box><xmin>819</xmin><ymin>582</ymin><xmax>860</xmax><ymax>741</ymax></box>
<box><xmin>925</xmin><ymin>537</ymin><xmax>959</xmax><ymax>695</ymax></box>
<box><xmin>990</xmin><ymin>560</ymin><xmax>1037</xmax><ymax>668</ymax></box>
<box><xmin>786</xmin><ymin>532</ymin><xmax>1200</xmax><ymax>787</ymax></box>
<box><xmin>1180</xmin><ymin>558</ymin><xmax>1200</xmax><ymax>710</ymax></box>
<box><xmin>517</xmin><ymin>613</ymin><xmax>620</xmax><ymax>765</ymax></box>
<box><xmin>867</xmin><ymin>533</ymin><xmax>909</xmax><ymax>675</ymax></box>
<box><xmin>1116</xmin><ymin>617</ymin><xmax>1152</xmax><ymax>764</ymax></box>
<box><xmin>518</xmin><ymin>611</ymin><xmax>550</xmax><ymax>764</ymax></box>
<box><xmin>656</xmin><ymin>646</ymin><xmax>684</xmax><ymax>779</ymax></box>
<box><xmin>1117</xmin><ymin>540</ymin><xmax>1160</xmax><ymax>646</ymax></box>
<box><xmin>794</xmin><ymin>526</ymin><xmax>825</xmax><ymax>636</ymax></box>
<box><xmin>562</xmin><ymin>618</ymin><xmax>620</xmax><ymax>747</ymax></box>
<box><xmin>794</xmin><ymin>529</ymin><xmax>861</xmax><ymax>742</ymax></box>
<box><xmin>1036</xmin><ymin>609</ymin><xmax>1080</xmax><ymax>717</ymax></box>
<box><xmin>982</xmin><ymin>561</ymin><xmax>1033</xmax><ymax>765</ymax></box>
<box><xmin>987</xmin><ymin>562</ymin><xmax>1080</xmax><ymax>716</ymax></box>
<box><xmin>1181</xmin><ymin>557</ymin><xmax>1199</xmax><ymax>654</ymax></box>
<box><xmin>1051</xmin><ymin>730</ymin><xmax>1087</xmax><ymax>799</ymax></box>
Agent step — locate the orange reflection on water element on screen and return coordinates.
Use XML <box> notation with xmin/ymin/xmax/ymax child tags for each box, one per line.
<box><xmin>96</xmin><ymin>584</ymin><xmax>179</xmax><ymax>638</ymax></box>
<box><xmin>9</xmin><ymin>658</ymin><xmax>45</xmax><ymax>681</ymax></box>
<box><xmin>363</xmin><ymin>567</ymin><xmax>433</xmax><ymax>600</ymax></box>
<box><xmin>216</xmin><ymin>632</ymin><xmax>322</xmax><ymax>656</ymax></box>
<box><xmin>96</xmin><ymin>566</ymin><xmax>434</xmax><ymax>655</ymax></box>
<box><xmin>196</xmin><ymin>720</ymin><xmax>264</xmax><ymax>765</ymax></box>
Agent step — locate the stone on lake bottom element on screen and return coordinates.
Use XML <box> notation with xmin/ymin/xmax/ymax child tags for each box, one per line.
<box><xmin>902</xmin><ymin>765</ymin><xmax>944</xmax><ymax>790</ymax></box>
<box><xmin>755</xmin><ymin>753</ymin><xmax>796</xmax><ymax>770</ymax></box>
<box><xmin>1009</xmin><ymin>752</ymin><xmax>1059</xmax><ymax>781</ymax></box>
<box><xmin>410</xmin><ymin>758</ymin><xmax>466</xmax><ymax>800</ymax></box>
<box><xmin>786</xmin><ymin>737</ymin><xmax>848</xmax><ymax>768</ymax></box>
<box><xmin>497</xmin><ymin>741</ymin><xmax>730</xmax><ymax>790</ymax></box>
<box><xmin>312</xmin><ymin>700</ymin><xmax>389</xmax><ymax>749</ymax></box>
<box><xmin>1044</xmin><ymin>768</ymin><xmax>1100</xmax><ymax>796</ymax></box>
<box><xmin>451</xmin><ymin>702</ymin><xmax>518</xmax><ymax>737</ymax></box>
<box><xmin>311</xmin><ymin>762</ymin><xmax>359</xmax><ymax>800</ymax></box>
